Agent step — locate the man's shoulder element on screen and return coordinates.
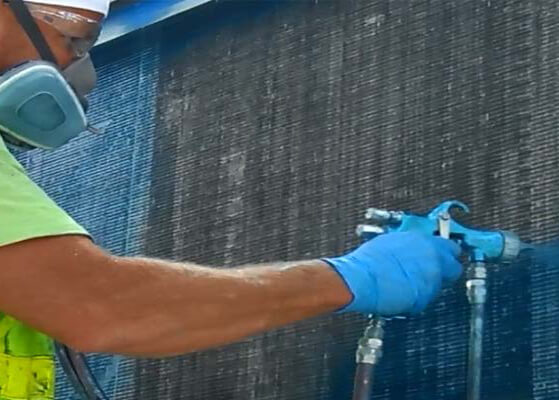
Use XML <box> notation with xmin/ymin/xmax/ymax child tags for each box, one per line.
<box><xmin>0</xmin><ymin>135</ymin><xmax>11</xmax><ymax>158</ymax></box>
<box><xmin>0</xmin><ymin>135</ymin><xmax>24</xmax><ymax>169</ymax></box>
<box><xmin>0</xmin><ymin>137</ymin><xmax>90</xmax><ymax>247</ymax></box>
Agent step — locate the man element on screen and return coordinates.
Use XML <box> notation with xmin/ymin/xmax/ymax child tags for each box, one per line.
<box><xmin>0</xmin><ymin>0</ymin><xmax>463</xmax><ymax>398</ymax></box>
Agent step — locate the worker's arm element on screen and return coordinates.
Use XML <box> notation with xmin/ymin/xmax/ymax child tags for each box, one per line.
<box><xmin>0</xmin><ymin>232</ymin><xmax>461</xmax><ymax>358</ymax></box>
<box><xmin>0</xmin><ymin>137</ymin><xmax>462</xmax><ymax>358</ymax></box>
<box><xmin>0</xmin><ymin>235</ymin><xmax>351</xmax><ymax>357</ymax></box>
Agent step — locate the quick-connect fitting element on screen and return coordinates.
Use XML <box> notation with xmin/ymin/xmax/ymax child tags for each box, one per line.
<box><xmin>466</xmin><ymin>279</ymin><xmax>487</xmax><ymax>305</ymax></box>
<box><xmin>466</xmin><ymin>262</ymin><xmax>487</xmax><ymax>305</ymax></box>
<box><xmin>356</xmin><ymin>319</ymin><xmax>385</xmax><ymax>365</ymax></box>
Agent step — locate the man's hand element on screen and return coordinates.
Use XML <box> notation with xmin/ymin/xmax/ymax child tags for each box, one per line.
<box><xmin>323</xmin><ymin>232</ymin><xmax>463</xmax><ymax>315</ymax></box>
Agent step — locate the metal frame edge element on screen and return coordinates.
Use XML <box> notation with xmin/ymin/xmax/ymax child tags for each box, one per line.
<box><xmin>97</xmin><ymin>0</ymin><xmax>213</xmax><ymax>46</ymax></box>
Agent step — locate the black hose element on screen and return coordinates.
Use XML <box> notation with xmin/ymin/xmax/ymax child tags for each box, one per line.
<box><xmin>55</xmin><ymin>344</ymin><xmax>91</xmax><ymax>400</ymax></box>
<box><xmin>352</xmin><ymin>363</ymin><xmax>375</xmax><ymax>400</ymax></box>
<box><xmin>55</xmin><ymin>343</ymin><xmax>110</xmax><ymax>400</ymax></box>
<box><xmin>467</xmin><ymin>302</ymin><xmax>485</xmax><ymax>400</ymax></box>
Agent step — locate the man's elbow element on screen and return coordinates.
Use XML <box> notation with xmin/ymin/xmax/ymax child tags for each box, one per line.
<box><xmin>0</xmin><ymin>235</ymin><xmax>122</xmax><ymax>354</ymax></box>
<box><xmin>0</xmin><ymin>236</ymin><xmax>146</xmax><ymax>355</ymax></box>
<box><xmin>60</xmin><ymin>316</ymin><xmax>146</xmax><ymax>355</ymax></box>
<box><xmin>60</xmin><ymin>328</ymin><xmax>108</xmax><ymax>354</ymax></box>
<box><xmin>53</xmin><ymin>267</ymin><xmax>126</xmax><ymax>353</ymax></box>
<box><xmin>52</xmin><ymin>295</ymin><xmax>122</xmax><ymax>354</ymax></box>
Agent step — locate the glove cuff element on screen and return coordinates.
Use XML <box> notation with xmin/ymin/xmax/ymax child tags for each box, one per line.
<box><xmin>321</xmin><ymin>256</ymin><xmax>378</xmax><ymax>314</ymax></box>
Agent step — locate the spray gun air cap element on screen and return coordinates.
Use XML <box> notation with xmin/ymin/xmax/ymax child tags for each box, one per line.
<box><xmin>499</xmin><ymin>230</ymin><xmax>523</xmax><ymax>262</ymax></box>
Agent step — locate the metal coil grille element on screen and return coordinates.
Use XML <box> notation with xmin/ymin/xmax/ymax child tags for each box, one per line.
<box><xmin>19</xmin><ymin>0</ymin><xmax>559</xmax><ymax>399</ymax></box>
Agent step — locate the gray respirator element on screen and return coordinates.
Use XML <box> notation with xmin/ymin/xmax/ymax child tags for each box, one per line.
<box><xmin>0</xmin><ymin>0</ymin><xmax>98</xmax><ymax>150</ymax></box>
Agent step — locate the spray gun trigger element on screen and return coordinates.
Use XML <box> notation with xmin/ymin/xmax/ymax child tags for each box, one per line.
<box><xmin>437</xmin><ymin>212</ymin><xmax>451</xmax><ymax>239</ymax></box>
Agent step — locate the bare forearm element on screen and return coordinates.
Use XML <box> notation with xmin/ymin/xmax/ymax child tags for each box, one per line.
<box><xmin>0</xmin><ymin>237</ymin><xmax>350</xmax><ymax>357</ymax></box>
<box><xmin>91</xmin><ymin>257</ymin><xmax>350</xmax><ymax>356</ymax></box>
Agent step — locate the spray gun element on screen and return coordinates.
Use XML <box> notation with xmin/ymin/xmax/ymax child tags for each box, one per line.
<box><xmin>351</xmin><ymin>200</ymin><xmax>531</xmax><ymax>400</ymax></box>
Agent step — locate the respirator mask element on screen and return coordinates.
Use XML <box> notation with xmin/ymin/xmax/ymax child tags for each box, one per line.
<box><xmin>0</xmin><ymin>0</ymin><xmax>101</xmax><ymax>150</ymax></box>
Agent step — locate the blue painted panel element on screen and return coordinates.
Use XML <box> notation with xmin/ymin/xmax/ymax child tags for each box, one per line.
<box><xmin>98</xmin><ymin>0</ymin><xmax>212</xmax><ymax>45</ymax></box>
<box><xmin>16</xmin><ymin>40</ymin><xmax>160</xmax><ymax>399</ymax></box>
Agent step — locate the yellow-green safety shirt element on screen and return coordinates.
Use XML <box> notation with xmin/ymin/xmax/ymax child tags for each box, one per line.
<box><xmin>0</xmin><ymin>135</ymin><xmax>89</xmax><ymax>399</ymax></box>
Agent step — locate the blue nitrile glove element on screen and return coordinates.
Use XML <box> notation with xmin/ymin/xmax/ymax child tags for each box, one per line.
<box><xmin>323</xmin><ymin>232</ymin><xmax>462</xmax><ymax>315</ymax></box>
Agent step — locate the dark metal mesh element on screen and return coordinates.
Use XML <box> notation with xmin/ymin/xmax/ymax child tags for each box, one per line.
<box><xmin>31</xmin><ymin>0</ymin><xmax>559</xmax><ymax>398</ymax></box>
<box><xmin>138</xmin><ymin>1</ymin><xmax>559</xmax><ymax>399</ymax></box>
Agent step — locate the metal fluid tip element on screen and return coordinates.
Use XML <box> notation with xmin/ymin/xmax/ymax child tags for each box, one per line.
<box><xmin>520</xmin><ymin>242</ymin><xmax>535</xmax><ymax>252</ymax></box>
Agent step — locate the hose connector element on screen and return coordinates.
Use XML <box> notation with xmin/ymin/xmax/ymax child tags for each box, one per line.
<box><xmin>356</xmin><ymin>319</ymin><xmax>385</xmax><ymax>365</ymax></box>
<box><xmin>466</xmin><ymin>262</ymin><xmax>487</xmax><ymax>305</ymax></box>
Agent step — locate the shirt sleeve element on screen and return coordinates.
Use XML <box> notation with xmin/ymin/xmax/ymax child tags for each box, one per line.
<box><xmin>0</xmin><ymin>139</ymin><xmax>89</xmax><ymax>247</ymax></box>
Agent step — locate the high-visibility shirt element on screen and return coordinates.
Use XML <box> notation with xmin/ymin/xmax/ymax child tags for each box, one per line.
<box><xmin>0</xmin><ymin>136</ymin><xmax>89</xmax><ymax>399</ymax></box>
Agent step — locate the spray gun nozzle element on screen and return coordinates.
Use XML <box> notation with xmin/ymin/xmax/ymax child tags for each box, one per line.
<box><xmin>520</xmin><ymin>243</ymin><xmax>535</xmax><ymax>251</ymax></box>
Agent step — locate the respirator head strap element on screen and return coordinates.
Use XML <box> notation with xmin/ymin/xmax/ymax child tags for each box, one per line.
<box><xmin>5</xmin><ymin>0</ymin><xmax>58</xmax><ymax>64</ymax></box>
